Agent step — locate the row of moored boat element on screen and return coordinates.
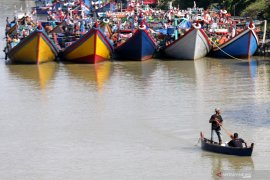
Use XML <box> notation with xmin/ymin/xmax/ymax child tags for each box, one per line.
<box><xmin>4</xmin><ymin>0</ymin><xmax>260</xmax><ymax>64</ymax></box>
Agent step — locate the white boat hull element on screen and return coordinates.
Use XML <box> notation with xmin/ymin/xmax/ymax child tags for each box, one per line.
<box><xmin>164</xmin><ymin>28</ymin><xmax>211</xmax><ymax>60</ymax></box>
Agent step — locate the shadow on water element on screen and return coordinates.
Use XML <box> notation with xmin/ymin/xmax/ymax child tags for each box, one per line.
<box><xmin>63</xmin><ymin>61</ymin><xmax>113</xmax><ymax>91</ymax></box>
<box><xmin>6</xmin><ymin>62</ymin><xmax>58</xmax><ymax>90</ymax></box>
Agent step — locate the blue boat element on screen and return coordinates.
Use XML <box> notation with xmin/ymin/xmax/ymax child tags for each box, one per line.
<box><xmin>210</xmin><ymin>26</ymin><xmax>258</xmax><ymax>58</ymax></box>
<box><xmin>200</xmin><ymin>132</ymin><xmax>254</xmax><ymax>156</ymax></box>
<box><xmin>113</xmin><ymin>29</ymin><xmax>156</xmax><ymax>61</ymax></box>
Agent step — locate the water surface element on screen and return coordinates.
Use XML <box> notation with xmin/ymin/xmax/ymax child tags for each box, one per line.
<box><xmin>1</xmin><ymin>1</ymin><xmax>270</xmax><ymax>179</ymax></box>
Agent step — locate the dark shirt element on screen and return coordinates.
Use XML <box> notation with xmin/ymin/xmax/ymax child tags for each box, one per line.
<box><xmin>228</xmin><ymin>138</ymin><xmax>246</xmax><ymax>148</ymax></box>
<box><xmin>209</xmin><ymin>114</ymin><xmax>223</xmax><ymax>130</ymax></box>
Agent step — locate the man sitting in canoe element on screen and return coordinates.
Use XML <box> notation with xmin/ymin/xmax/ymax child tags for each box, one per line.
<box><xmin>228</xmin><ymin>133</ymin><xmax>247</xmax><ymax>148</ymax></box>
<box><xmin>209</xmin><ymin>108</ymin><xmax>223</xmax><ymax>145</ymax></box>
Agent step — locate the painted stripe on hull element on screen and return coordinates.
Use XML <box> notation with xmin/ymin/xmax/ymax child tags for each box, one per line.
<box><xmin>63</xmin><ymin>28</ymin><xmax>113</xmax><ymax>64</ymax></box>
<box><xmin>164</xmin><ymin>28</ymin><xmax>211</xmax><ymax>60</ymax></box>
<box><xmin>65</xmin><ymin>54</ymin><xmax>108</xmax><ymax>64</ymax></box>
<box><xmin>114</xmin><ymin>29</ymin><xmax>156</xmax><ymax>61</ymax></box>
<box><xmin>211</xmin><ymin>29</ymin><xmax>258</xmax><ymax>58</ymax></box>
<box><xmin>8</xmin><ymin>31</ymin><xmax>58</xmax><ymax>64</ymax></box>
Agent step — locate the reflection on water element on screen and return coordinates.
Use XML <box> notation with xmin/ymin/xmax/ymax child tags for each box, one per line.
<box><xmin>248</xmin><ymin>59</ymin><xmax>258</xmax><ymax>79</ymax></box>
<box><xmin>7</xmin><ymin>62</ymin><xmax>57</xmax><ymax>90</ymax></box>
<box><xmin>114</xmin><ymin>60</ymin><xmax>157</xmax><ymax>79</ymax></box>
<box><xmin>1</xmin><ymin>58</ymin><xmax>270</xmax><ymax>179</ymax></box>
<box><xmin>202</xmin><ymin>153</ymin><xmax>254</xmax><ymax>180</ymax></box>
<box><xmin>159</xmin><ymin>59</ymin><xmax>197</xmax><ymax>80</ymax></box>
<box><xmin>64</xmin><ymin>61</ymin><xmax>112</xmax><ymax>91</ymax></box>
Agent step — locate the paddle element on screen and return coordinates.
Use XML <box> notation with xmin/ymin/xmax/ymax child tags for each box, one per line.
<box><xmin>214</xmin><ymin>119</ymin><xmax>233</xmax><ymax>139</ymax></box>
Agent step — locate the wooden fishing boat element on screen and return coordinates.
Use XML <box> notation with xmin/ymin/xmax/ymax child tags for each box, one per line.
<box><xmin>62</xmin><ymin>28</ymin><xmax>113</xmax><ymax>64</ymax></box>
<box><xmin>113</xmin><ymin>28</ymin><xmax>157</xmax><ymax>61</ymax></box>
<box><xmin>200</xmin><ymin>132</ymin><xmax>254</xmax><ymax>156</ymax></box>
<box><xmin>210</xmin><ymin>23</ymin><xmax>259</xmax><ymax>58</ymax></box>
<box><xmin>163</xmin><ymin>24</ymin><xmax>211</xmax><ymax>60</ymax></box>
<box><xmin>7</xmin><ymin>27</ymin><xmax>59</xmax><ymax>64</ymax></box>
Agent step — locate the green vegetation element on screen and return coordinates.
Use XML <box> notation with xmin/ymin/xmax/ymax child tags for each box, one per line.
<box><xmin>157</xmin><ymin>0</ymin><xmax>270</xmax><ymax>20</ymax></box>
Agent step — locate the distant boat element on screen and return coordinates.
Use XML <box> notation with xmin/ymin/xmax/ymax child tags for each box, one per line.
<box><xmin>162</xmin><ymin>24</ymin><xmax>211</xmax><ymax>60</ymax></box>
<box><xmin>7</xmin><ymin>27</ymin><xmax>58</xmax><ymax>64</ymax></box>
<box><xmin>62</xmin><ymin>28</ymin><xmax>113</xmax><ymax>64</ymax></box>
<box><xmin>210</xmin><ymin>23</ymin><xmax>259</xmax><ymax>58</ymax></box>
<box><xmin>200</xmin><ymin>132</ymin><xmax>254</xmax><ymax>156</ymax></box>
<box><xmin>113</xmin><ymin>28</ymin><xmax>157</xmax><ymax>61</ymax></box>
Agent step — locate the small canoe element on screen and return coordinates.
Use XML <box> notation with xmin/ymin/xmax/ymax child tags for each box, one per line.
<box><xmin>200</xmin><ymin>132</ymin><xmax>254</xmax><ymax>156</ymax></box>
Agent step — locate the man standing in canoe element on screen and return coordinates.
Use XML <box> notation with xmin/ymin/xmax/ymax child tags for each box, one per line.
<box><xmin>209</xmin><ymin>108</ymin><xmax>223</xmax><ymax>144</ymax></box>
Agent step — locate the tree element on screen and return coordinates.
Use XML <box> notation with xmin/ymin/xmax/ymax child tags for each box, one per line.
<box><xmin>156</xmin><ymin>0</ymin><xmax>270</xmax><ymax>20</ymax></box>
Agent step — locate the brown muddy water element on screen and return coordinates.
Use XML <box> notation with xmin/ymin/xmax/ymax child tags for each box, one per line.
<box><xmin>1</xmin><ymin>1</ymin><xmax>270</xmax><ymax>179</ymax></box>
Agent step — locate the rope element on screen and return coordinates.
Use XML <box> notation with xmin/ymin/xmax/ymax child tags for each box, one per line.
<box><xmin>220</xmin><ymin>125</ymin><xmax>233</xmax><ymax>139</ymax></box>
<box><xmin>208</xmin><ymin>37</ymin><xmax>245</xmax><ymax>60</ymax></box>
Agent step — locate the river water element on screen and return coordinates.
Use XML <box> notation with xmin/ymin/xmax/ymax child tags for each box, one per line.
<box><xmin>1</xmin><ymin>1</ymin><xmax>270</xmax><ymax>179</ymax></box>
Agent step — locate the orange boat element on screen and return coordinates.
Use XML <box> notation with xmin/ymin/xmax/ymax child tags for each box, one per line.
<box><xmin>62</xmin><ymin>28</ymin><xmax>113</xmax><ymax>64</ymax></box>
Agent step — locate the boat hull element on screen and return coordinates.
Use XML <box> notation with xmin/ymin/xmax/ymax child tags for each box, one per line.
<box><xmin>62</xmin><ymin>28</ymin><xmax>113</xmax><ymax>64</ymax></box>
<box><xmin>113</xmin><ymin>29</ymin><xmax>156</xmax><ymax>61</ymax></box>
<box><xmin>211</xmin><ymin>29</ymin><xmax>258</xmax><ymax>58</ymax></box>
<box><xmin>163</xmin><ymin>28</ymin><xmax>211</xmax><ymax>60</ymax></box>
<box><xmin>7</xmin><ymin>30</ymin><xmax>58</xmax><ymax>64</ymax></box>
<box><xmin>200</xmin><ymin>133</ymin><xmax>254</xmax><ymax>156</ymax></box>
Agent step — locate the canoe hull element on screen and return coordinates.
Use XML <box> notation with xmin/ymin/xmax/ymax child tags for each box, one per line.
<box><xmin>163</xmin><ymin>28</ymin><xmax>211</xmax><ymax>60</ymax></box>
<box><xmin>200</xmin><ymin>133</ymin><xmax>254</xmax><ymax>156</ymax></box>
<box><xmin>114</xmin><ymin>29</ymin><xmax>156</xmax><ymax>61</ymax></box>
<box><xmin>62</xmin><ymin>28</ymin><xmax>113</xmax><ymax>64</ymax></box>
<box><xmin>211</xmin><ymin>29</ymin><xmax>258</xmax><ymax>58</ymax></box>
<box><xmin>8</xmin><ymin>30</ymin><xmax>58</xmax><ymax>64</ymax></box>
